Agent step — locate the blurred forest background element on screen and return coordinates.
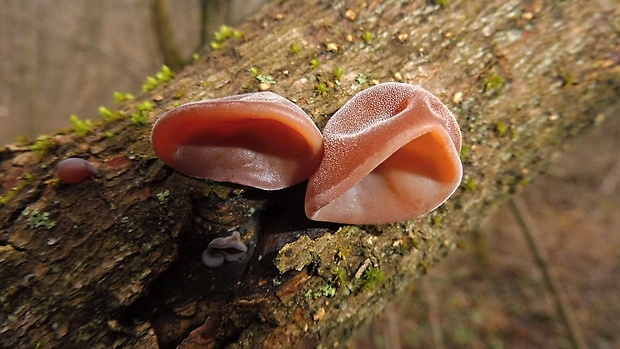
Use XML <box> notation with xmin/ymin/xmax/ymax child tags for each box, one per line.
<box><xmin>1</xmin><ymin>1</ymin><xmax>618</xmax><ymax>348</ymax></box>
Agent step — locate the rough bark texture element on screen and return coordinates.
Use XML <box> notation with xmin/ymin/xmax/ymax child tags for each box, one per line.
<box><xmin>1</xmin><ymin>0</ymin><xmax>618</xmax><ymax>348</ymax></box>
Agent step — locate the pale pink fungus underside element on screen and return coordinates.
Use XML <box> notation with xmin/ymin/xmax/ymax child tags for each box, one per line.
<box><xmin>202</xmin><ymin>231</ymin><xmax>248</xmax><ymax>267</ymax></box>
<box><xmin>305</xmin><ymin>82</ymin><xmax>463</xmax><ymax>224</ymax></box>
<box><xmin>151</xmin><ymin>92</ymin><xmax>323</xmax><ymax>190</ymax></box>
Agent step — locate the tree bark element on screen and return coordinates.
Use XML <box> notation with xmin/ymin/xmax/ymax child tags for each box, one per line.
<box><xmin>1</xmin><ymin>0</ymin><xmax>618</xmax><ymax>348</ymax></box>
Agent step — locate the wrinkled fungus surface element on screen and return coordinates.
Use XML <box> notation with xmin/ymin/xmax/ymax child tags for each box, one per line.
<box><xmin>305</xmin><ymin>82</ymin><xmax>463</xmax><ymax>224</ymax></box>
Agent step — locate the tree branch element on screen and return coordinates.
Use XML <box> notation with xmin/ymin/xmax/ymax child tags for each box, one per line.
<box><xmin>1</xmin><ymin>0</ymin><xmax>618</xmax><ymax>348</ymax></box>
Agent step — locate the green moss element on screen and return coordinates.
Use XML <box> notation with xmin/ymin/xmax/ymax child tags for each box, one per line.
<box><xmin>70</xmin><ymin>115</ymin><xmax>94</xmax><ymax>137</ymax></box>
<box><xmin>23</xmin><ymin>208</ymin><xmax>56</xmax><ymax>230</ymax></box>
<box><xmin>332</xmin><ymin>266</ymin><xmax>348</xmax><ymax>287</ymax></box>
<box><xmin>131</xmin><ymin>112</ymin><xmax>148</xmax><ymax>125</ymax></box>
<box><xmin>333</xmin><ymin>67</ymin><xmax>344</xmax><ymax>81</ymax></box>
<box><xmin>461</xmin><ymin>178</ymin><xmax>478</xmax><ymax>191</ymax></box>
<box><xmin>249</xmin><ymin>67</ymin><xmax>260</xmax><ymax>77</ymax></box>
<box><xmin>361</xmin><ymin>31</ymin><xmax>374</xmax><ymax>44</ymax></box>
<box><xmin>98</xmin><ymin>106</ymin><xmax>126</xmax><ymax>122</ymax></box>
<box><xmin>0</xmin><ymin>189</ymin><xmax>17</xmax><ymax>205</ymax></box>
<box><xmin>210</xmin><ymin>25</ymin><xmax>243</xmax><ymax>50</ymax></box>
<box><xmin>484</xmin><ymin>74</ymin><xmax>506</xmax><ymax>92</ymax></box>
<box><xmin>155</xmin><ymin>65</ymin><xmax>174</xmax><ymax>83</ymax></box>
<box><xmin>192</xmin><ymin>53</ymin><xmax>200</xmax><ymax>61</ymax></box>
<box><xmin>34</xmin><ymin>338</ymin><xmax>46</xmax><ymax>349</ymax></box>
<box><xmin>310</xmin><ymin>58</ymin><xmax>320</xmax><ymax>69</ymax></box>
<box><xmin>142</xmin><ymin>76</ymin><xmax>159</xmax><ymax>92</ymax></box>
<box><xmin>130</xmin><ymin>101</ymin><xmax>152</xmax><ymax>125</ymax></box>
<box><xmin>31</xmin><ymin>135</ymin><xmax>57</xmax><ymax>156</ymax></box>
<box><xmin>214</xmin><ymin>25</ymin><xmax>234</xmax><ymax>42</ymax></box>
<box><xmin>316</xmin><ymin>81</ymin><xmax>328</xmax><ymax>96</ymax></box>
<box><xmin>460</xmin><ymin>144</ymin><xmax>471</xmax><ymax>160</ymax></box>
<box><xmin>362</xmin><ymin>267</ymin><xmax>384</xmax><ymax>289</ymax></box>
<box><xmin>137</xmin><ymin>101</ymin><xmax>153</xmax><ymax>113</ymax></box>
<box><xmin>337</xmin><ymin>244</ymin><xmax>352</xmax><ymax>260</ymax></box>
<box><xmin>433</xmin><ymin>0</ymin><xmax>449</xmax><ymax>6</ymax></box>
<box><xmin>432</xmin><ymin>215</ymin><xmax>443</xmax><ymax>227</ymax></box>
<box><xmin>113</xmin><ymin>91</ymin><xmax>134</xmax><ymax>104</ymax></box>
<box><xmin>494</xmin><ymin>121</ymin><xmax>508</xmax><ymax>136</ymax></box>
<box><xmin>290</xmin><ymin>43</ymin><xmax>301</xmax><ymax>55</ymax></box>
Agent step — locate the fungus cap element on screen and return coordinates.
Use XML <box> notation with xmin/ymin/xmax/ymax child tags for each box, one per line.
<box><xmin>151</xmin><ymin>92</ymin><xmax>323</xmax><ymax>190</ymax></box>
<box><xmin>305</xmin><ymin>82</ymin><xmax>463</xmax><ymax>224</ymax></box>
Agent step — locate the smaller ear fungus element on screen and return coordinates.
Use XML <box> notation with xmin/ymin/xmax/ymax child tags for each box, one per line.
<box><xmin>56</xmin><ymin>158</ymin><xmax>99</xmax><ymax>184</ymax></box>
<box><xmin>202</xmin><ymin>231</ymin><xmax>248</xmax><ymax>267</ymax></box>
<box><xmin>151</xmin><ymin>92</ymin><xmax>324</xmax><ymax>190</ymax></box>
<box><xmin>305</xmin><ymin>82</ymin><xmax>463</xmax><ymax>224</ymax></box>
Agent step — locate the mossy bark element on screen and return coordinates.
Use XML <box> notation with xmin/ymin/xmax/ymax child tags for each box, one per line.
<box><xmin>1</xmin><ymin>0</ymin><xmax>618</xmax><ymax>348</ymax></box>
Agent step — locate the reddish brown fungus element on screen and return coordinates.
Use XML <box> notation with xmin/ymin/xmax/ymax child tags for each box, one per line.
<box><xmin>56</xmin><ymin>158</ymin><xmax>99</xmax><ymax>184</ymax></box>
<box><xmin>151</xmin><ymin>92</ymin><xmax>323</xmax><ymax>190</ymax></box>
<box><xmin>305</xmin><ymin>82</ymin><xmax>463</xmax><ymax>224</ymax></box>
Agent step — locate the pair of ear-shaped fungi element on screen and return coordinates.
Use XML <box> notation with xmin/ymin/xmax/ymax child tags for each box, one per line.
<box><xmin>151</xmin><ymin>82</ymin><xmax>462</xmax><ymax>225</ymax></box>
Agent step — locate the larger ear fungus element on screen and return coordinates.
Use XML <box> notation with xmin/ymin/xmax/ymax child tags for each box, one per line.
<box><xmin>151</xmin><ymin>92</ymin><xmax>324</xmax><ymax>190</ymax></box>
<box><xmin>305</xmin><ymin>82</ymin><xmax>463</xmax><ymax>224</ymax></box>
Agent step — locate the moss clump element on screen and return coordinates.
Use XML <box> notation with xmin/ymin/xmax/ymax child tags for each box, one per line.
<box><xmin>70</xmin><ymin>115</ymin><xmax>94</xmax><ymax>137</ymax></box>
<box><xmin>290</xmin><ymin>43</ymin><xmax>301</xmax><ymax>55</ymax></box>
<box><xmin>31</xmin><ymin>135</ymin><xmax>57</xmax><ymax>156</ymax></box>
<box><xmin>362</xmin><ymin>267</ymin><xmax>384</xmax><ymax>289</ymax></box>
<box><xmin>361</xmin><ymin>31</ymin><xmax>374</xmax><ymax>44</ymax></box>
<box><xmin>210</xmin><ymin>25</ymin><xmax>243</xmax><ymax>50</ymax></box>
<box><xmin>460</xmin><ymin>144</ymin><xmax>471</xmax><ymax>160</ymax></box>
<box><xmin>130</xmin><ymin>101</ymin><xmax>153</xmax><ymax>125</ymax></box>
<box><xmin>332</xmin><ymin>266</ymin><xmax>348</xmax><ymax>287</ymax></box>
<box><xmin>310</xmin><ymin>58</ymin><xmax>320</xmax><ymax>69</ymax></box>
<box><xmin>494</xmin><ymin>121</ymin><xmax>509</xmax><ymax>136</ymax></box>
<box><xmin>113</xmin><ymin>91</ymin><xmax>134</xmax><ymax>104</ymax></box>
<box><xmin>316</xmin><ymin>81</ymin><xmax>328</xmax><ymax>96</ymax></box>
<box><xmin>142</xmin><ymin>65</ymin><xmax>175</xmax><ymax>92</ymax></box>
<box><xmin>484</xmin><ymin>74</ymin><xmax>506</xmax><ymax>92</ymax></box>
<box><xmin>99</xmin><ymin>106</ymin><xmax>126</xmax><ymax>122</ymax></box>
<box><xmin>461</xmin><ymin>178</ymin><xmax>478</xmax><ymax>191</ymax></box>
<box><xmin>333</xmin><ymin>67</ymin><xmax>344</xmax><ymax>81</ymax></box>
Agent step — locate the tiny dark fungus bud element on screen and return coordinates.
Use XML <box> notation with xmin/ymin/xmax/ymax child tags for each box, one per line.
<box><xmin>56</xmin><ymin>158</ymin><xmax>99</xmax><ymax>184</ymax></box>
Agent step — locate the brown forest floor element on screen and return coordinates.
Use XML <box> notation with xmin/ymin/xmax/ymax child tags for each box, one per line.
<box><xmin>352</xmin><ymin>114</ymin><xmax>620</xmax><ymax>349</ymax></box>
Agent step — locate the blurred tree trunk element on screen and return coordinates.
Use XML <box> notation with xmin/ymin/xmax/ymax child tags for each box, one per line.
<box><xmin>0</xmin><ymin>0</ymin><xmax>618</xmax><ymax>348</ymax></box>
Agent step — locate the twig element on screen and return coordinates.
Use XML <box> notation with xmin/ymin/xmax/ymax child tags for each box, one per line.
<box><xmin>509</xmin><ymin>197</ymin><xmax>587</xmax><ymax>349</ymax></box>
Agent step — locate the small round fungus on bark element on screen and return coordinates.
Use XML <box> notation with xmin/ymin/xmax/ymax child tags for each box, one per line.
<box><xmin>56</xmin><ymin>158</ymin><xmax>99</xmax><ymax>184</ymax></box>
